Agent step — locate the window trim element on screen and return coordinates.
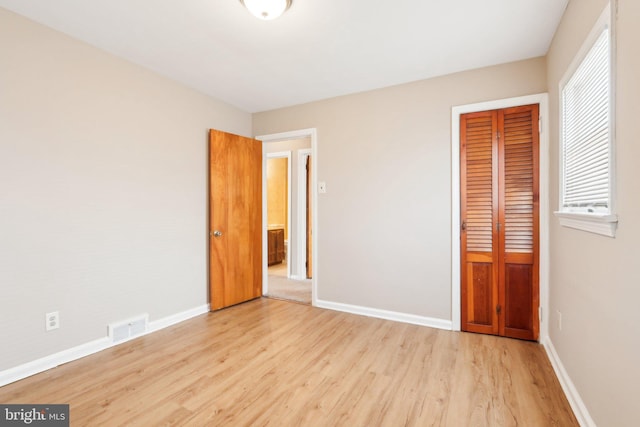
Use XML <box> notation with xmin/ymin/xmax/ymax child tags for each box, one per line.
<box><xmin>554</xmin><ymin>211</ymin><xmax>618</xmax><ymax>237</ymax></box>
<box><xmin>555</xmin><ymin>2</ymin><xmax>618</xmax><ymax>237</ymax></box>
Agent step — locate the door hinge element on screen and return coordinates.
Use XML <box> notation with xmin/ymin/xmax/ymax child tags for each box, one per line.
<box><xmin>496</xmin><ymin>222</ymin><xmax>501</xmax><ymax>232</ymax></box>
<box><xmin>497</xmin><ymin>131</ymin><xmax>501</xmax><ymax>140</ymax></box>
<box><xmin>539</xmin><ymin>117</ymin><xmax>542</xmax><ymax>134</ymax></box>
<box><xmin>496</xmin><ymin>304</ymin><xmax>502</xmax><ymax>315</ymax></box>
<box><xmin>539</xmin><ymin>306</ymin><xmax>542</xmax><ymax>321</ymax></box>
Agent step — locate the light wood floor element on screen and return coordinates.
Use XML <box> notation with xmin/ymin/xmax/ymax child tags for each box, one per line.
<box><xmin>0</xmin><ymin>299</ymin><xmax>577</xmax><ymax>426</ymax></box>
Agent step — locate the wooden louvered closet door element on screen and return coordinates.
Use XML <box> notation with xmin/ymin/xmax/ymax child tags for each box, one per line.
<box><xmin>461</xmin><ymin>104</ymin><xmax>539</xmax><ymax>341</ymax></box>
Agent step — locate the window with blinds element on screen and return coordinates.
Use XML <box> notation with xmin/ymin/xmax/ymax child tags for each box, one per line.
<box><xmin>560</xmin><ymin>23</ymin><xmax>611</xmax><ymax>214</ymax></box>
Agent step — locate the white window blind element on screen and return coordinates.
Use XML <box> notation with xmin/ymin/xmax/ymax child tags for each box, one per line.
<box><xmin>561</xmin><ymin>28</ymin><xmax>610</xmax><ymax>213</ymax></box>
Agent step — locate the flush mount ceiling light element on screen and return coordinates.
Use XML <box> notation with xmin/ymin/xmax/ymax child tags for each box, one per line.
<box><xmin>240</xmin><ymin>0</ymin><xmax>292</xmax><ymax>20</ymax></box>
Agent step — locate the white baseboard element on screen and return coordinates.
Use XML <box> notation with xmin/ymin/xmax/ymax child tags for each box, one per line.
<box><xmin>315</xmin><ymin>299</ymin><xmax>452</xmax><ymax>330</ymax></box>
<box><xmin>0</xmin><ymin>303</ymin><xmax>210</xmax><ymax>388</ymax></box>
<box><xmin>0</xmin><ymin>337</ymin><xmax>112</xmax><ymax>388</ymax></box>
<box><xmin>543</xmin><ymin>336</ymin><xmax>596</xmax><ymax>427</ymax></box>
<box><xmin>289</xmin><ymin>275</ymin><xmax>309</xmax><ymax>281</ymax></box>
<box><xmin>148</xmin><ymin>304</ymin><xmax>209</xmax><ymax>332</ymax></box>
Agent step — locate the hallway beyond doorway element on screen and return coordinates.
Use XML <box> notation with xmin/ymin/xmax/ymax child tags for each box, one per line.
<box><xmin>267</xmin><ymin>262</ymin><xmax>311</xmax><ymax>304</ymax></box>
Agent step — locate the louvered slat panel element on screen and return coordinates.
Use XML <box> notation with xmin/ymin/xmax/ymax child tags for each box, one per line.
<box><xmin>462</xmin><ymin>105</ymin><xmax>538</xmax><ymax>341</ymax></box>
<box><xmin>503</xmin><ymin>110</ymin><xmax>534</xmax><ymax>254</ymax></box>
<box><xmin>464</xmin><ymin>116</ymin><xmax>493</xmax><ymax>253</ymax></box>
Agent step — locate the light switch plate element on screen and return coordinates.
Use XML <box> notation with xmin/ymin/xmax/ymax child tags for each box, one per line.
<box><xmin>319</xmin><ymin>181</ymin><xmax>327</xmax><ymax>193</ymax></box>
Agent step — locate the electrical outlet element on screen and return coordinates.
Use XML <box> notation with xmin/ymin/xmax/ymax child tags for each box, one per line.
<box><xmin>46</xmin><ymin>311</ymin><xmax>60</xmax><ymax>331</ymax></box>
<box><xmin>556</xmin><ymin>310</ymin><xmax>562</xmax><ymax>331</ymax></box>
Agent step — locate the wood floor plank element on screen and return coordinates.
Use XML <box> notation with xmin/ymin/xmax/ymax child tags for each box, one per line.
<box><xmin>0</xmin><ymin>298</ymin><xmax>577</xmax><ymax>426</ymax></box>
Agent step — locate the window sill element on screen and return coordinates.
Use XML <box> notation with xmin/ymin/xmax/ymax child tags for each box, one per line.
<box><xmin>554</xmin><ymin>211</ymin><xmax>618</xmax><ymax>237</ymax></box>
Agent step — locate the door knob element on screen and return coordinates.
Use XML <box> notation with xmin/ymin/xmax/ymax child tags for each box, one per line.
<box><xmin>213</xmin><ymin>230</ymin><xmax>223</xmax><ymax>237</ymax></box>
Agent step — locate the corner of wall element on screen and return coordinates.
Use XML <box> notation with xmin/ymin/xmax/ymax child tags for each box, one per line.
<box><xmin>542</xmin><ymin>336</ymin><xmax>596</xmax><ymax>427</ymax></box>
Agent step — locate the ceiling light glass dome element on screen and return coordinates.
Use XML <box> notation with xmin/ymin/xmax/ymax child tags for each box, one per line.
<box><xmin>240</xmin><ymin>0</ymin><xmax>292</xmax><ymax>20</ymax></box>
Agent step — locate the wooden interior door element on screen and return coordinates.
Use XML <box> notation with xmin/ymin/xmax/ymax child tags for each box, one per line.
<box><xmin>209</xmin><ymin>129</ymin><xmax>262</xmax><ymax>310</ymax></box>
<box><xmin>306</xmin><ymin>155</ymin><xmax>312</xmax><ymax>279</ymax></box>
<box><xmin>461</xmin><ymin>104</ymin><xmax>539</xmax><ymax>341</ymax></box>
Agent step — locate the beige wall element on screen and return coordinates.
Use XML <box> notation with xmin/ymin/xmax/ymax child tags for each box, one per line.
<box><xmin>267</xmin><ymin>157</ymin><xmax>288</xmax><ymax>237</ymax></box>
<box><xmin>547</xmin><ymin>0</ymin><xmax>640</xmax><ymax>425</ymax></box>
<box><xmin>0</xmin><ymin>9</ymin><xmax>251</xmax><ymax>371</ymax></box>
<box><xmin>254</xmin><ymin>58</ymin><xmax>547</xmax><ymax>319</ymax></box>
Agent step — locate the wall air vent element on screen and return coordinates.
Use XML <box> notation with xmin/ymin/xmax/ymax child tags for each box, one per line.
<box><xmin>108</xmin><ymin>314</ymin><xmax>149</xmax><ymax>343</ymax></box>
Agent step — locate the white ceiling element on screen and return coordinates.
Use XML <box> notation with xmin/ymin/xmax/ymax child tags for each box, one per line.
<box><xmin>0</xmin><ymin>0</ymin><xmax>568</xmax><ymax>113</ymax></box>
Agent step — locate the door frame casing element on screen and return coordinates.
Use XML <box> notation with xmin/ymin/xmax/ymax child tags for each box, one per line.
<box><xmin>451</xmin><ymin>94</ymin><xmax>549</xmax><ymax>342</ymax></box>
<box><xmin>265</xmin><ymin>151</ymin><xmax>293</xmax><ymax>281</ymax></box>
<box><xmin>297</xmin><ymin>148</ymin><xmax>312</xmax><ymax>280</ymax></box>
<box><xmin>257</xmin><ymin>128</ymin><xmax>318</xmax><ymax>306</ymax></box>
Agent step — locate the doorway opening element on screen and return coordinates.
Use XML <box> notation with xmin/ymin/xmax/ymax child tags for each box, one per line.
<box><xmin>262</xmin><ymin>136</ymin><xmax>313</xmax><ymax>305</ymax></box>
<box><xmin>266</xmin><ymin>152</ymin><xmax>291</xmax><ymax>276</ymax></box>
